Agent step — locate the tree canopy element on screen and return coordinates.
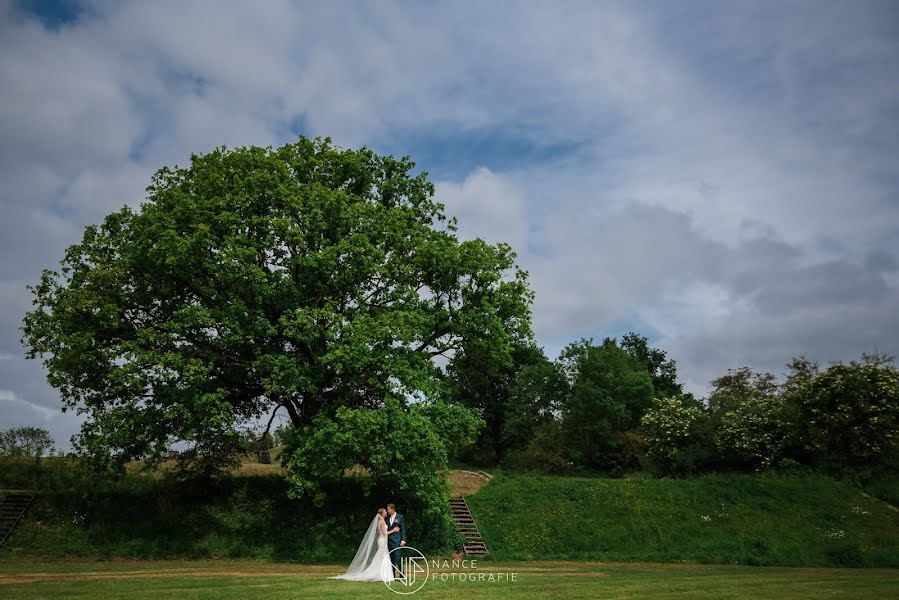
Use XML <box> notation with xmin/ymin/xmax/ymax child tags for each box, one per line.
<box><xmin>21</xmin><ymin>136</ymin><xmax>533</xmax><ymax>473</ymax></box>
<box><xmin>0</xmin><ymin>426</ymin><xmax>55</xmax><ymax>458</ymax></box>
<box><xmin>559</xmin><ymin>338</ymin><xmax>655</xmax><ymax>470</ymax></box>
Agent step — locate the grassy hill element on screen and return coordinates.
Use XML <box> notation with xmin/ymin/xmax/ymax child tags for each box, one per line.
<box><xmin>3</xmin><ymin>456</ymin><xmax>898</xmax><ymax>568</ymax></box>
<box><xmin>466</xmin><ymin>473</ymin><xmax>899</xmax><ymax>567</ymax></box>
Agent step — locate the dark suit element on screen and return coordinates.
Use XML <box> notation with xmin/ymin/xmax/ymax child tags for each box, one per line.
<box><xmin>386</xmin><ymin>512</ymin><xmax>406</xmax><ymax>577</ymax></box>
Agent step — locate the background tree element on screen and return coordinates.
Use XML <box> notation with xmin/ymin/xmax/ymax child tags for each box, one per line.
<box><xmin>706</xmin><ymin>367</ymin><xmax>778</xmax><ymax>415</ymax></box>
<box><xmin>782</xmin><ymin>355</ymin><xmax>820</xmax><ymax>395</ymax></box>
<box><xmin>242</xmin><ymin>428</ymin><xmax>276</xmax><ymax>460</ymax></box>
<box><xmin>559</xmin><ymin>338</ymin><xmax>654</xmax><ymax>472</ymax></box>
<box><xmin>20</xmin><ymin>136</ymin><xmax>532</xmax><ymax>481</ymax></box>
<box><xmin>0</xmin><ymin>427</ymin><xmax>55</xmax><ymax>457</ymax></box>
<box><xmin>860</xmin><ymin>351</ymin><xmax>896</xmax><ymax>368</ymax></box>
<box><xmin>702</xmin><ymin>362</ymin><xmax>802</xmax><ymax>471</ymax></box>
<box><xmin>698</xmin><ymin>354</ymin><xmax>898</xmax><ymax>474</ymax></box>
<box><xmin>620</xmin><ymin>332</ymin><xmax>683</xmax><ymax>398</ymax></box>
<box><xmin>500</xmin><ymin>349</ymin><xmax>569</xmax><ymax>470</ymax></box>
<box><xmin>445</xmin><ymin>340</ymin><xmax>542</xmax><ymax>465</ymax></box>
<box><xmin>272</xmin><ymin>422</ymin><xmax>293</xmax><ymax>447</ymax></box>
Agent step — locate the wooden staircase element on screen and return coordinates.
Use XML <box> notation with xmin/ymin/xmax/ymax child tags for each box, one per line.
<box><xmin>450</xmin><ymin>495</ymin><xmax>488</xmax><ymax>556</ymax></box>
<box><xmin>0</xmin><ymin>490</ymin><xmax>34</xmax><ymax>549</ymax></box>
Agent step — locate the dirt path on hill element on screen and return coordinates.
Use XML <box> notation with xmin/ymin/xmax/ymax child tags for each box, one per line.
<box><xmin>448</xmin><ymin>470</ymin><xmax>492</xmax><ymax>496</ymax></box>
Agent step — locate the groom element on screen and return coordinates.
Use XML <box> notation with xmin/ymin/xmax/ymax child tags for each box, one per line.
<box><xmin>385</xmin><ymin>503</ymin><xmax>406</xmax><ymax>579</ymax></box>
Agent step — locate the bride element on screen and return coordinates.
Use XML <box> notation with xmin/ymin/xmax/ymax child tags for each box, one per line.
<box><xmin>331</xmin><ymin>508</ymin><xmax>395</xmax><ymax>582</ymax></box>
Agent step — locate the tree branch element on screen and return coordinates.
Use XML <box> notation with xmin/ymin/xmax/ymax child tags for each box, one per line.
<box><xmin>282</xmin><ymin>397</ymin><xmax>302</xmax><ymax>427</ymax></box>
<box><xmin>262</xmin><ymin>403</ymin><xmax>285</xmax><ymax>439</ymax></box>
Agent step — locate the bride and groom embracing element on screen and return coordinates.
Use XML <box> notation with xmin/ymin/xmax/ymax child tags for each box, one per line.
<box><xmin>331</xmin><ymin>503</ymin><xmax>408</xmax><ymax>583</ymax></box>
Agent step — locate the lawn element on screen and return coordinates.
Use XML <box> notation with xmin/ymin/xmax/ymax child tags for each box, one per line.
<box><xmin>0</xmin><ymin>559</ymin><xmax>896</xmax><ymax>599</ymax></box>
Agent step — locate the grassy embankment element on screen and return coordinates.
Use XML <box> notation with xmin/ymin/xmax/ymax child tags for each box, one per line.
<box><xmin>467</xmin><ymin>472</ymin><xmax>899</xmax><ymax>567</ymax></box>
<box><xmin>3</xmin><ymin>455</ymin><xmax>898</xmax><ymax>568</ymax></box>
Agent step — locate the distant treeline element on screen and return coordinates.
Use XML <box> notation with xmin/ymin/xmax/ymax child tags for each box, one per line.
<box><xmin>447</xmin><ymin>333</ymin><xmax>898</xmax><ymax>481</ymax></box>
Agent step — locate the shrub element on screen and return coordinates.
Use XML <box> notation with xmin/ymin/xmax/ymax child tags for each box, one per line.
<box><xmin>641</xmin><ymin>395</ymin><xmax>713</xmax><ymax>475</ymax></box>
<box><xmin>792</xmin><ymin>362</ymin><xmax>899</xmax><ymax>470</ymax></box>
<box><xmin>715</xmin><ymin>395</ymin><xmax>793</xmax><ymax>470</ymax></box>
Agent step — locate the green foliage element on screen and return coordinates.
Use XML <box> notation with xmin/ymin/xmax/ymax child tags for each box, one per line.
<box><xmin>714</xmin><ymin>395</ymin><xmax>795</xmax><ymax>471</ymax></box>
<box><xmin>445</xmin><ymin>331</ymin><xmax>677</xmax><ymax>474</ymax></box>
<box><xmin>20</xmin><ymin>135</ymin><xmax>530</xmax><ymax>482</ymax></box>
<box><xmin>791</xmin><ymin>360</ymin><xmax>899</xmax><ymax>470</ymax></box>
<box><xmin>620</xmin><ymin>332</ymin><xmax>683</xmax><ymax>397</ymax></box>
<box><xmin>500</xmin><ymin>351</ymin><xmax>568</xmax><ymax>460</ymax></box>
<box><xmin>0</xmin><ymin>427</ymin><xmax>55</xmax><ymax>457</ymax></box>
<box><xmin>559</xmin><ymin>338</ymin><xmax>654</xmax><ymax>471</ymax></box>
<box><xmin>0</xmin><ymin>456</ymin><xmax>135</xmax><ymax>494</ymax></box>
<box><xmin>280</xmin><ymin>397</ymin><xmax>482</xmax><ymax>546</ymax></box>
<box><xmin>467</xmin><ymin>473</ymin><xmax>899</xmax><ymax>567</ymax></box>
<box><xmin>241</xmin><ymin>429</ymin><xmax>275</xmax><ymax>455</ymax></box>
<box><xmin>500</xmin><ymin>419</ymin><xmax>570</xmax><ymax>474</ymax></box>
<box><xmin>271</xmin><ymin>422</ymin><xmax>292</xmax><ymax>447</ymax></box>
<box><xmin>0</xmin><ymin>461</ymin><xmax>456</xmax><ymax>560</ymax></box>
<box><xmin>608</xmin><ymin>430</ymin><xmax>650</xmax><ymax>473</ymax></box>
<box><xmin>446</xmin><ymin>342</ymin><xmax>545</xmax><ymax>466</ymax></box>
<box><xmin>677</xmin><ymin>355</ymin><xmax>899</xmax><ymax>476</ymax></box>
<box><xmin>707</xmin><ymin>367</ymin><xmax>779</xmax><ymax>416</ymax></box>
<box><xmin>640</xmin><ymin>394</ymin><xmax>713</xmax><ymax>474</ymax></box>
<box><xmin>781</xmin><ymin>355</ymin><xmax>820</xmax><ymax>395</ymax></box>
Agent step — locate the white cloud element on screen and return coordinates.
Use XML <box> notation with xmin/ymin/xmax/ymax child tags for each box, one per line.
<box><xmin>435</xmin><ymin>167</ymin><xmax>528</xmax><ymax>251</ymax></box>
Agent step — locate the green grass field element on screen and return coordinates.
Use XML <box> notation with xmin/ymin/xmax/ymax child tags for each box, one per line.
<box><xmin>0</xmin><ymin>559</ymin><xmax>896</xmax><ymax>599</ymax></box>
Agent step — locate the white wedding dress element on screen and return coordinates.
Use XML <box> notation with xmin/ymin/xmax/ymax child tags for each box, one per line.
<box><xmin>330</xmin><ymin>514</ymin><xmax>395</xmax><ymax>582</ymax></box>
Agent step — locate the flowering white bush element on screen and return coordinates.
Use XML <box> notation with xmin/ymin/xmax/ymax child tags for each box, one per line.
<box><xmin>640</xmin><ymin>395</ymin><xmax>709</xmax><ymax>472</ymax></box>
<box><xmin>795</xmin><ymin>362</ymin><xmax>899</xmax><ymax>466</ymax></box>
<box><xmin>714</xmin><ymin>395</ymin><xmax>790</xmax><ymax>470</ymax></box>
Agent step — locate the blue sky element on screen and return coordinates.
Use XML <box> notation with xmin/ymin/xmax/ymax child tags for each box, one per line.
<box><xmin>1</xmin><ymin>0</ymin><xmax>898</xmax><ymax>449</ymax></box>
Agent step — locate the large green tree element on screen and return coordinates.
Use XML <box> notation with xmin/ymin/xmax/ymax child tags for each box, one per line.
<box><xmin>502</xmin><ymin>349</ymin><xmax>568</xmax><ymax>455</ymax></box>
<box><xmin>559</xmin><ymin>338</ymin><xmax>654</xmax><ymax>471</ymax></box>
<box><xmin>445</xmin><ymin>340</ymin><xmax>544</xmax><ymax>465</ymax></box>
<box><xmin>20</xmin><ymin>136</ymin><xmax>533</xmax><ymax>475</ymax></box>
<box><xmin>499</xmin><ymin>350</ymin><xmax>570</xmax><ymax>472</ymax></box>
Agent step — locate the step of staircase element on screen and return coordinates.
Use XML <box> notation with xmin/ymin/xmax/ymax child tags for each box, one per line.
<box><xmin>0</xmin><ymin>491</ymin><xmax>35</xmax><ymax>549</ymax></box>
<box><xmin>449</xmin><ymin>495</ymin><xmax>488</xmax><ymax>556</ymax></box>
